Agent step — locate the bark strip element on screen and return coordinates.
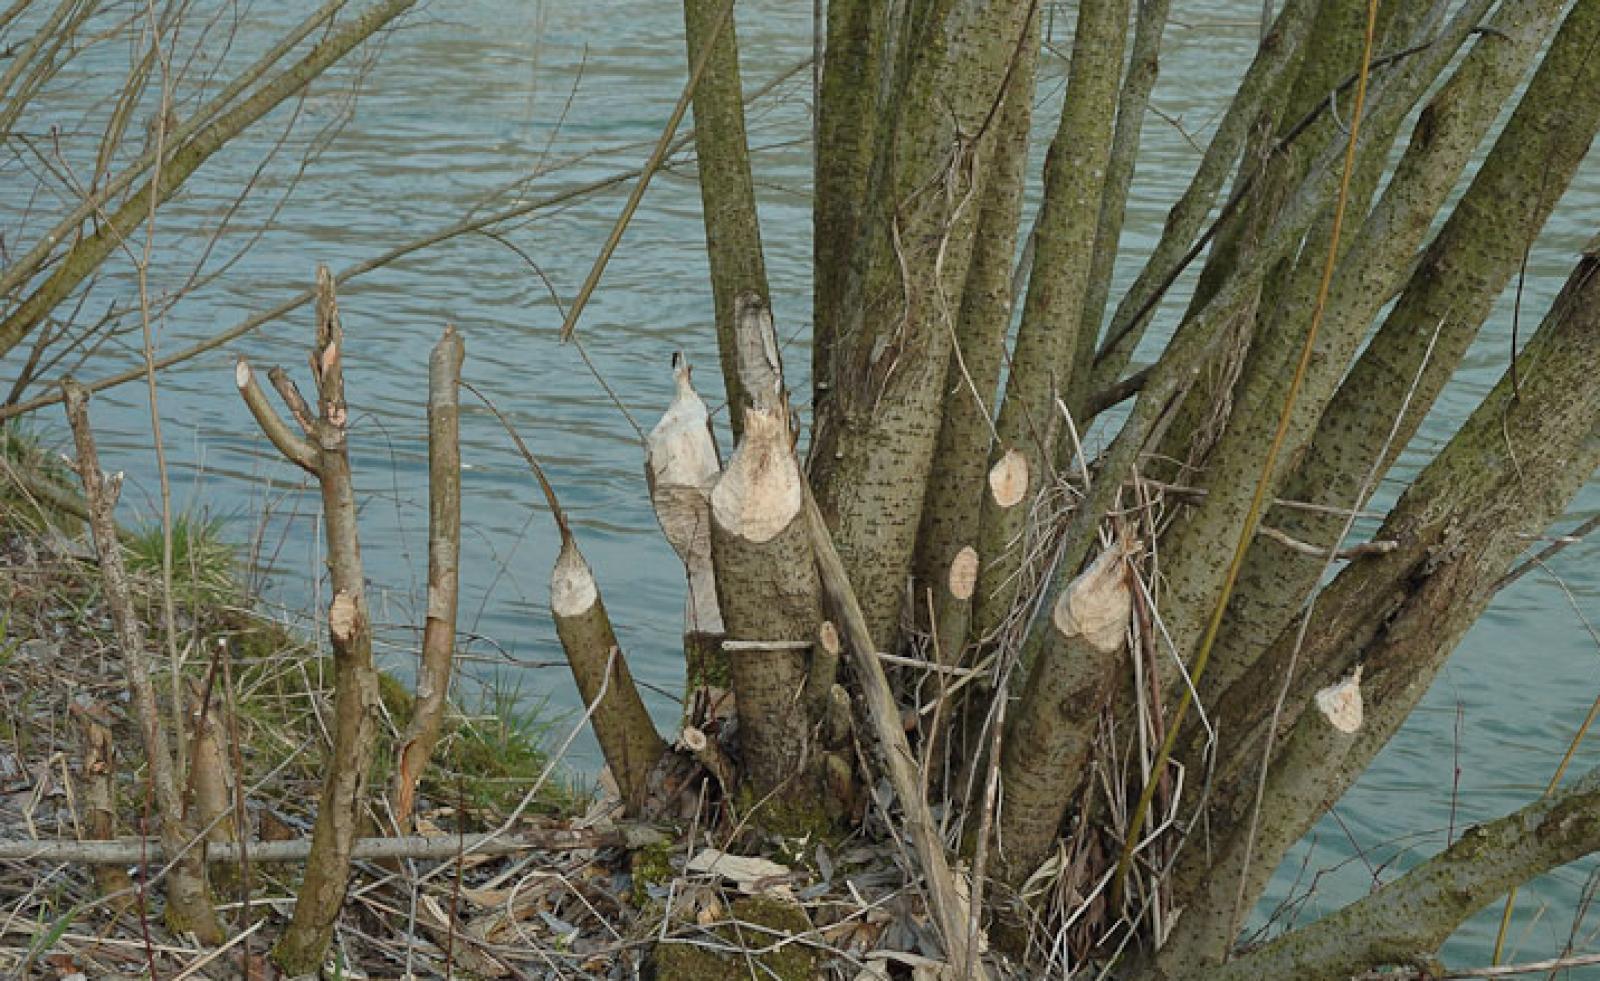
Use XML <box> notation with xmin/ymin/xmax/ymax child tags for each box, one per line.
<box><xmin>804</xmin><ymin>487</ymin><xmax>985</xmax><ymax>975</ymax></box>
<box><xmin>0</xmin><ymin>827</ymin><xmax>663</xmax><ymax>865</ymax></box>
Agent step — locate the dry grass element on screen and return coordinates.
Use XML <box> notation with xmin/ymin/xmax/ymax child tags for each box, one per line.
<box><xmin>0</xmin><ymin>456</ymin><xmax>990</xmax><ymax>979</ymax></box>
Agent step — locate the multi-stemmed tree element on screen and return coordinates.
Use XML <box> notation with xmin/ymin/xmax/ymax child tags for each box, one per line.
<box><xmin>7</xmin><ymin>0</ymin><xmax>1600</xmax><ymax>977</ymax></box>
<box><xmin>559</xmin><ymin>0</ymin><xmax>1600</xmax><ymax>976</ymax></box>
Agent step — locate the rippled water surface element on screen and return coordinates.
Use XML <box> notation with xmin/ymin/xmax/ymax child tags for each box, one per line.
<box><xmin>5</xmin><ymin>0</ymin><xmax>1598</xmax><ymax>965</ymax></box>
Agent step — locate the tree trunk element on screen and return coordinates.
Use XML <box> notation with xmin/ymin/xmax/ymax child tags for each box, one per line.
<box><xmin>912</xmin><ymin>6</ymin><xmax>1039</xmax><ymax>666</ymax></box>
<box><xmin>711</xmin><ymin>405</ymin><xmax>827</xmax><ymax>822</ymax></box>
<box><xmin>808</xmin><ymin>0</ymin><xmax>1036</xmax><ymax>649</ymax></box>
<box><xmin>682</xmin><ymin>0</ymin><xmax>770</xmax><ymax>437</ymax></box>
<box><xmin>970</xmin><ymin>0</ymin><xmax>1129</xmax><ymax>646</ymax></box>
<box><xmin>995</xmin><ymin>536</ymin><xmax>1134</xmax><ymax>886</ymax></box>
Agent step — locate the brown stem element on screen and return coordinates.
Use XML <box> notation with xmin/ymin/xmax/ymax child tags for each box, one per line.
<box><xmin>392</xmin><ymin>324</ymin><xmax>465</xmax><ymax>832</ymax></box>
<box><xmin>268</xmin><ymin>267</ymin><xmax>383</xmax><ymax>977</ymax></box>
<box><xmin>62</xmin><ymin>379</ymin><xmax>223</xmax><ymax>944</ymax></box>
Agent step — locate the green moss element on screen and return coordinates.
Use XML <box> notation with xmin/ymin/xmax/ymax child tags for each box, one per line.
<box><xmin>631</xmin><ymin>839</ymin><xmax>676</xmax><ymax>903</ymax></box>
<box><xmin>649</xmin><ymin>895</ymin><xmax>818</xmax><ymax>981</ymax></box>
<box><xmin>733</xmin><ymin>782</ymin><xmax>840</xmax><ymax>841</ymax></box>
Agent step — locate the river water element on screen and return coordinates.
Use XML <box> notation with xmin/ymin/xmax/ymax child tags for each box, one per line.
<box><xmin>5</xmin><ymin>0</ymin><xmax>1598</xmax><ymax>966</ymax></box>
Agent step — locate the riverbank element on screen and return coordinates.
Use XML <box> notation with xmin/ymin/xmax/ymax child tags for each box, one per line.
<box><xmin>0</xmin><ymin>439</ymin><xmax>635</xmax><ymax>976</ymax></box>
<box><xmin>0</xmin><ymin>432</ymin><xmax>939</xmax><ymax>980</ymax></box>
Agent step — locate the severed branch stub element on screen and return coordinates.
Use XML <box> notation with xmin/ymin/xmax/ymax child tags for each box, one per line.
<box><xmin>550</xmin><ymin>533</ymin><xmax>668</xmax><ymax>812</ymax></box>
<box><xmin>236</xmin><ymin>266</ymin><xmax>384</xmax><ymax>977</ymax></box>
<box><xmin>469</xmin><ymin>381</ymin><xmax>667</xmax><ymax>814</ymax></box>
<box><xmin>392</xmin><ymin>324</ymin><xmax>466</xmax><ymax>832</ymax></box>
<box><xmin>62</xmin><ymin>378</ymin><xmax>225</xmax><ymax>944</ymax></box>
<box><xmin>997</xmin><ymin>533</ymin><xmax>1136</xmax><ymax>887</ymax></box>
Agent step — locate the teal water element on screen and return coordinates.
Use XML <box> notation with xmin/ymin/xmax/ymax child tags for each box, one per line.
<box><xmin>3</xmin><ymin>1</ymin><xmax>1597</xmax><ymax>969</ymax></box>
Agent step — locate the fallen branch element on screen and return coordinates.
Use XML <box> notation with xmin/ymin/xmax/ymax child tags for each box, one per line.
<box><xmin>804</xmin><ymin>487</ymin><xmax>984</xmax><ymax>977</ymax></box>
<box><xmin>0</xmin><ymin>827</ymin><xmax>665</xmax><ymax>865</ymax></box>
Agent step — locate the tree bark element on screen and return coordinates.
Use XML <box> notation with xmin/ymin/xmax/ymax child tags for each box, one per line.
<box><xmin>812</xmin><ymin>0</ymin><xmax>893</xmax><ymax>408</ymax></box>
<box><xmin>682</xmin><ymin>0</ymin><xmax>770</xmax><ymax>437</ymax></box>
<box><xmin>1152</xmin><ymin>0</ymin><xmax>1525</xmax><ymax>676</ymax></box>
<box><xmin>970</xmin><ymin>0</ymin><xmax>1129</xmax><ymax>645</ymax></box>
<box><xmin>1077</xmin><ymin>0</ymin><xmax>1171</xmax><ymax>363</ymax></box>
<box><xmin>1153</xmin><ymin>671</ymin><xmax>1362</xmax><ymax>973</ymax></box>
<box><xmin>1088</xmin><ymin>0</ymin><xmax>1319</xmax><ymax>395</ymax></box>
<box><xmin>73</xmin><ymin>705</ymin><xmax>134</xmax><ymax>906</ymax></box>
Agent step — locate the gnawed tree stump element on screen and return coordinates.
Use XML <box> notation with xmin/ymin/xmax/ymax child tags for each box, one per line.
<box><xmin>710</xmin><ymin>404</ymin><xmax>828</xmax><ymax>824</ymax></box>
<box><xmin>997</xmin><ymin>534</ymin><xmax>1135</xmax><ymax>887</ymax></box>
<box><xmin>551</xmin><ymin>534</ymin><xmax>667</xmax><ymax>813</ymax></box>
<box><xmin>645</xmin><ymin>352</ymin><xmax>725</xmax><ymax>689</ymax></box>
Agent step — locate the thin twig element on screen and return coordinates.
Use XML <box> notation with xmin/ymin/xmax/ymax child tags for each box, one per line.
<box><xmin>557</xmin><ymin>0</ymin><xmax>739</xmax><ymax>342</ymax></box>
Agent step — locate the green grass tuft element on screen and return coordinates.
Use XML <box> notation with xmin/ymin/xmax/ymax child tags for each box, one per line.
<box><xmin>127</xmin><ymin>513</ymin><xmax>238</xmax><ymax>605</ymax></box>
<box><xmin>432</xmin><ymin>672</ymin><xmax>578</xmax><ymax>816</ymax></box>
